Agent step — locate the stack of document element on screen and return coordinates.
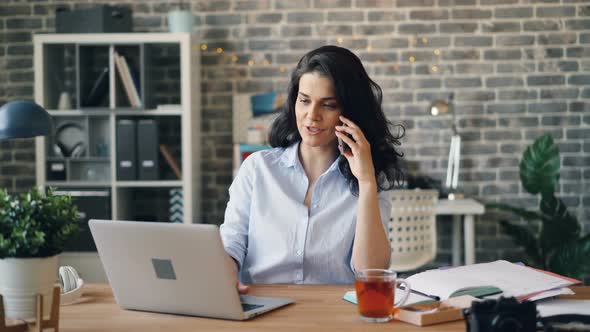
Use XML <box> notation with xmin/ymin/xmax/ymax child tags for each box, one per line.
<box><xmin>402</xmin><ymin>260</ymin><xmax>580</xmax><ymax>301</ymax></box>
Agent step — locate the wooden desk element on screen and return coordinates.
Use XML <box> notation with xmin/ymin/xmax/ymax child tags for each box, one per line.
<box><xmin>60</xmin><ymin>284</ymin><xmax>590</xmax><ymax>332</ymax></box>
<box><xmin>436</xmin><ymin>198</ymin><xmax>485</xmax><ymax>266</ymax></box>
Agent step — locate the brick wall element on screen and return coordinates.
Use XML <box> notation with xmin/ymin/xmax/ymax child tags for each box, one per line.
<box><xmin>1</xmin><ymin>0</ymin><xmax>588</xmax><ymax>268</ymax></box>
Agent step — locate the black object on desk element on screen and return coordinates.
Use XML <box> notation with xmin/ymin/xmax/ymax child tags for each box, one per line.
<box><xmin>464</xmin><ymin>297</ymin><xmax>536</xmax><ymax>332</ymax></box>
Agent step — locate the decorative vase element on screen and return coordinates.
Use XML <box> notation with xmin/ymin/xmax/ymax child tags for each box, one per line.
<box><xmin>167</xmin><ymin>10</ymin><xmax>194</xmax><ymax>33</ymax></box>
<box><xmin>0</xmin><ymin>256</ymin><xmax>58</xmax><ymax>319</ymax></box>
<box><xmin>57</xmin><ymin>91</ymin><xmax>72</xmax><ymax>110</ymax></box>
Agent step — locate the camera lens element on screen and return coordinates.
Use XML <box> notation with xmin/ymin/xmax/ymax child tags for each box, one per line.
<box><xmin>492</xmin><ymin>315</ymin><xmax>523</xmax><ymax>332</ymax></box>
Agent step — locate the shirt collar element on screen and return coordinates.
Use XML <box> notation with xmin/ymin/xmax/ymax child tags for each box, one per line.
<box><xmin>280</xmin><ymin>141</ymin><xmax>341</xmax><ymax>175</ymax></box>
<box><xmin>280</xmin><ymin>141</ymin><xmax>301</xmax><ymax>169</ymax></box>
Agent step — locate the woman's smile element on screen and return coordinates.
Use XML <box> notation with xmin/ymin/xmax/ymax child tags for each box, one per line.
<box><xmin>304</xmin><ymin>125</ymin><xmax>325</xmax><ymax>136</ymax></box>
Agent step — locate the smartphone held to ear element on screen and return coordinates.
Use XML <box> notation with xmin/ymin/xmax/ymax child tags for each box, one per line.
<box><xmin>337</xmin><ymin>122</ymin><xmax>351</xmax><ymax>155</ymax></box>
<box><xmin>338</xmin><ymin>136</ymin><xmax>349</xmax><ymax>155</ymax></box>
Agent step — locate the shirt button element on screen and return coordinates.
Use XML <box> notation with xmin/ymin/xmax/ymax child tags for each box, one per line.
<box><xmin>296</xmin><ymin>250</ymin><xmax>302</xmax><ymax>256</ymax></box>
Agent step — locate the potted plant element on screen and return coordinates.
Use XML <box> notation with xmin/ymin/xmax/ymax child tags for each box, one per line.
<box><xmin>0</xmin><ymin>187</ymin><xmax>79</xmax><ymax>319</ymax></box>
<box><xmin>487</xmin><ymin>134</ymin><xmax>590</xmax><ymax>280</ymax></box>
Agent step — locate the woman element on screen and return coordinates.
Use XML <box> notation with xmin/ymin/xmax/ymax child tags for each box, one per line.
<box><xmin>220</xmin><ymin>45</ymin><xmax>404</xmax><ymax>292</ymax></box>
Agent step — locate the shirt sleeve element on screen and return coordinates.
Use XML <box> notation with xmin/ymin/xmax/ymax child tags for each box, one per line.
<box><xmin>349</xmin><ymin>189</ymin><xmax>393</xmax><ymax>273</ymax></box>
<box><xmin>378</xmin><ymin>190</ymin><xmax>393</xmax><ymax>236</ymax></box>
<box><xmin>219</xmin><ymin>152</ymin><xmax>258</xmax><ymax>272</ymax></box>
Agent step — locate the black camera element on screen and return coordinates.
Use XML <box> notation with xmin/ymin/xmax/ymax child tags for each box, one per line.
<box><xmin>464</xmin><ymin>297</ymin><xmax>537</xmax><ymax>332</ymax></box>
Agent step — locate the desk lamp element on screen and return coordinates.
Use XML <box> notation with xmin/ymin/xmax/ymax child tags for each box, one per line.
<box><xmin>0</xmin><ymin>100</ymin><xmax>52</xmax><ymax>140</ymax></box>
<box><xmin>429</xmin><ymin>94</ymin><xmax>462</xmax><ymax>200</ymax></box>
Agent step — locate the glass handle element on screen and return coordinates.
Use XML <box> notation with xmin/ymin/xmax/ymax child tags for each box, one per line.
<box><xmin>394</xmin><ymin>279</ymin><xmax>411</xmax><ymax>307</ymax></box>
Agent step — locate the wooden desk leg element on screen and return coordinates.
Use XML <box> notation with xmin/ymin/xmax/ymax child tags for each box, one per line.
<box><xmin>452</xmin><ymin>215</ymin><xmax>462</xmax><ymax>266</ymax></box>
<box><xmin>464</xmin><ymin>214</ymin><xmax>475</xmax><ymax>265</ymax></box>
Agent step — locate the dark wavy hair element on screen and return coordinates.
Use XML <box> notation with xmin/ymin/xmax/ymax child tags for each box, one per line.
<box><xmin>268</xmin><ymin>45</ymin><xmax>405</xmax><ymax>195</ymax></box>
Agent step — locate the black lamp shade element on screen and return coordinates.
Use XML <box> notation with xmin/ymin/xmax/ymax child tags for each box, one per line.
<box><xmin>0</xmin><ymin>100</ymin><xmax>52</xmax><ymax>140</ymax></box>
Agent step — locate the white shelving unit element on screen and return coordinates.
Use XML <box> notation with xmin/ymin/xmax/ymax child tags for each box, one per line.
<box><xmin>34</xmin><ymin>33</ymin><xmax>201</xmax><ymax>282</ymax></box>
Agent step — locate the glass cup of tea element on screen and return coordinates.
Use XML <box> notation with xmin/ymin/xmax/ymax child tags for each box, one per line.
<box><xmin>354</xmin><ymin>269</ymin><xmax>411</xmax><ymax>323</ymax></box>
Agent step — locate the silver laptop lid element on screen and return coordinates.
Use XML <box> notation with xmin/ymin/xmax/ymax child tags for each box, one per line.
<box><xmin>89</xmin><ymin>219</ymin><xmax>245</xmax><ymax>320</ymax></box>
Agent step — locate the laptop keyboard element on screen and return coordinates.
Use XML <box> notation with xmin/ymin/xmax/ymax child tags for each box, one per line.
<box><xmin>242</xmin><ymin>303</ymin><xmax>264</xmax><ymax>312</ymax></box>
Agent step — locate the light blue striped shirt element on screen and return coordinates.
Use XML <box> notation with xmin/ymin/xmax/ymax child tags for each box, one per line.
<box><xmin>220</xmin><ymin>142</ymin><xmax>391</xmax><ymax>285</ymax></box>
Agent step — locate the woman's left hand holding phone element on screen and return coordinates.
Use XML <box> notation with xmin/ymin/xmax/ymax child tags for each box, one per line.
<box><xmin>335</xmin><ymin>116</ymin><xmax>376</xmax><ymax>185</ymax></box>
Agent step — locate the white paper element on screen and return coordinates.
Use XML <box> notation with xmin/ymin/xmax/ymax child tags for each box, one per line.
<box><xmin>405</xmin><ymin>260</ymin><xmax>576</xmax><ymax>300</ymax></box>
<box><xmin>527</xmin><ymin>288</ymin><xmax>575</xmax><ymax>302</ymax></box>
<box><xmin>536</xmin><ymin>300</ymin><xmax>590</xmax><ymax>317</ymax></box>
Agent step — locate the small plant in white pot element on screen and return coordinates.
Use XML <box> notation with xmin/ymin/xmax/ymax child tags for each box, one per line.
<box><xmin>0</xmin><ymin>187</ymin><xmax>79</xmax><ymax>320</ymax></box>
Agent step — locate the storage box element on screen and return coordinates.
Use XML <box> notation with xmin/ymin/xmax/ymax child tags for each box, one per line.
<box><xmin>55</xmin><ymin>189</ymin><xmax>111</xmax><ymax>252</ymax></box>
<box><xmin>56</xmin><ymin>5</ymin><xmax>132</xmax><ymax>33</ymax></box>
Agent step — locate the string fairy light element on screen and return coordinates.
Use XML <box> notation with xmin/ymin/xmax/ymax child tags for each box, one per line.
<box><xmin>196</xmin><ymin>31</ymin><xmax>446</xmax><ymax>78</ymax></box>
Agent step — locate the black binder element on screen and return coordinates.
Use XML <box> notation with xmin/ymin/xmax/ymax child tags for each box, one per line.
<box><xmin>116</xmin><ymin>120</ymin><xmax>137</xmax><ymax>180</ymax></box>
<box><xmin>137</xmin><ymin>119</ymin><xmax>159</xmax><ymax>180</ymax></box>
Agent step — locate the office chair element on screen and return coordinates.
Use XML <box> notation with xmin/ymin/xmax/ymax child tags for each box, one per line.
<box><xmin>387</xmin><ymin>189</ymin><xmax>439</xmax><ymax>272</ymax></box>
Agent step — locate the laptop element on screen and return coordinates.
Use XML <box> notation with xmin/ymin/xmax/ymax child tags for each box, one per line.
<box><xmin>89</xmin><ymin>219</ymin><xmax>294</xmax><ymax>320</ymax></box>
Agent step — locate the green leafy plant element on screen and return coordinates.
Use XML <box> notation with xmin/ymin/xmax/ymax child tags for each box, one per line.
<box><xmin>486</xmin><ymin>134</ymin><xmax>590</xmax><ymax>280</ymax></box>
<box><xmin>0</xmin><ymin>187</ymin><xmax>79</xmax><ymax>259</ymax></box>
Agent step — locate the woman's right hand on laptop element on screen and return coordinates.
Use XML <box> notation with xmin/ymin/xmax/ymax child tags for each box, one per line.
<box><xmin>226</xmin><ymin>254</ymin><xmax>250</xmax><ymax>294</ymax></box>
<box><xmin>237</xmin><ymin>281</ymin><xmax>249</xmax><ymax>294</ymax></box>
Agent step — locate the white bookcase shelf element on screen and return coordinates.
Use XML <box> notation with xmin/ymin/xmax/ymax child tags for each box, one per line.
<box><xmin>34</xmin><ymin>33</ymin><xmax>201</xmax><ymax>282</ymax></box>
<box><xmin>48</xmin><ymin>109</ymin><xmax>184</xmax><ymax>116</ymax></box>
<box><xmin>115</xmin><ymin>181</ymin><xmax>184</xmax><ymax>188</ymax></box>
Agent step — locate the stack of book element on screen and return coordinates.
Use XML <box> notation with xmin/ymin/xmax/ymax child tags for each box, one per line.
<box><xmin>114</xmin><ymin>50</ymin><xmax>141</xmax><ymax>108</ymax></box>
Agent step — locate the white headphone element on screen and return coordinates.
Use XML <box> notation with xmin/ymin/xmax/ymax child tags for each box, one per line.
<box><xmin>59</xmin><ymin>266</ymin><xmax>84</xmax><ymax>305</ymax></box>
